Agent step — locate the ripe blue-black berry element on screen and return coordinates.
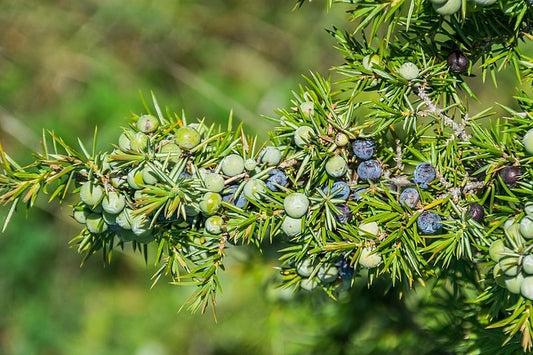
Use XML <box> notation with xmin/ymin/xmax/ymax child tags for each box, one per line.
<box><xmin>353</xmin><ymin>187</ymin><xmax>367</xmax><ymax>201</ymax></box>
<box><xmin>266</xmin><ymin>169</ymin><xmax>287</xmax><ymax>191</ymax></box>
<box><xmin>357</xmin><ymin>160</ymin><xmax>382</xmax><ymax>181</ymax></box>
<box><xmin>447</xmin><ymin>52</ymin><xmax>469</xmax><ymax>73</ymax></box>
<box><xmin>468</xmin><ymin>203</ymin><xmax>484</xmax><ymax>222</ymax></box>
<box><xmin>335</xmin><ymin>255</ymin><xmax>354</xmax><ymax>280</ymax></box>
<box><xmin>414</xmin><ymin>162</ymin><xmax>436</xmax><ymax>189</ymax></box>
<box><xmin>222</xmin><ymin>185</ymin><xmax>247</xmax><ymax>208</ymax></box>
<box><xmin>399</xmin><ymin>188</ymin><xmax>419</xmax><ymax>209</ymax></box>
<box><xmin>499</xmin><ymin>166</ymin><xmax>521</xmax><ymax>187</ymax></box>
<box><xmin>323</xmin><ymin>181</ymin><xmax>350</xmax><ymax>200</ymax></box>
<box><xmin>417</xmin><ymin>212</ymin><xmax>442</xmax><ymax>234</ymax></box>
<box><xmin>335</xmin><ymin>204</ymin><xmax>351</xmax><ymax>224</ymax></box>
<box><xmin>351</xmin><ymin>138</ymin><xmax>376</xmax><ymax>160</ymax></box>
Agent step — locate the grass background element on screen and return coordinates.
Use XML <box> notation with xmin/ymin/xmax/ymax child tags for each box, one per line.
<box><xmin>0</xmin><ymin>1</ymin><xmax>531</xmax><ymax>354</ymax></box>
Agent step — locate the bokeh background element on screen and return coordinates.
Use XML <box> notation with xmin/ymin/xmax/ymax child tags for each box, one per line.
<box><xmin>0</xmin><ymin>1</ymin><xmax>531</xmax><ymax>354</ymax></box>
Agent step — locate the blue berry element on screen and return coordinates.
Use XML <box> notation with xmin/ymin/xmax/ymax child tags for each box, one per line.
<box><xmin>266</xmin><ymin>169</ymin><xmax>287</xmax><ymax>191</ymax></box>
<box><xmin>323</xmin><ymin>181</ymin><xmax>350</xmax><ymax>200</ymax></box>
<box><xmin>414</xmin><ymin>162</ymin><xmax>436</xmax><ymax>189</ymax></box>
<box><xmin>222</xmin><ymin>185</ymin><xmax>247</xmax><ymax>208</ymax></box>
<box><xmin>357</xmin><ymin>160</ymin><xmax>382</xmax><ymax>181</ymax></box>
<box><xmin>335</xmin><ymin>204</ymin><xmax>351</xmax><ymax>223</ymax></box>
<box><xmin>417</xmin><ymin>212</ymin><xmax>442</xmax><ymax>234</ymax></box>
<box><xmin>353</xmin><ymin>187</ymin><xmax>367</xmax><ymax>201</ymax></box>
<box><xmin>468</xmin><ymin>203</ymin><xmax>484</xmax><ymax>222</ymax></box>
<box><xmin>399</xmin><ymin>188</ymin><xmax>420</xmax><ymax>209</ymax></box>
<box><xmin>351</xmin><ymin>138</ymin><xmax>376</xmax><ymax>160</ymax></box>
<box><xmin>335</xmin><ymin>255</ymin><xmax>354</xmax><ymax>280</ymax></box>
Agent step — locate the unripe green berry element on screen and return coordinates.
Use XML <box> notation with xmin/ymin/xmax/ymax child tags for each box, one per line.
<box><xmin>129</xmin><ymin>132</ymin><xmax>149</xmax><ymax>151</ymax></box>
<box><xmin>199</xmin><ymin>192</ymin><xmax>222</xmax><ymax>215</ymax></box>
<box><xmin>221</xmin><ymin>154</ymin><xmax>245</xmax><ymax>176</ymax></box>
<box><xmin>362</xmin><ymin>54</ymin><xmax>380</xmax><ymax>71</ymax></box>
<box><xmin>260</xmin><ymin>147</ymin><xmax>282</xmax><ymax>166</ymax></box>
<box><xmin>523</xmin><ymin>255</ymin><xmax>533</xmax><ymax>275</ymax></box>
<box><xmin>284</xmin><ymin>192</ymin><xmax>309</xmax><ymax>218</ymax></box>
<box><xmin>359</xmin><ymin>247</ymin><xmax>382</xmax><ymax>268</ymax></box>
<box><xmin>203</xmin><ymin>173</ymin><xmax>225</xmax><ymax>193</ymax></box>
<box><xmin>243</xmin><ymin>179</ymin><xmax>266</xmax><ymax>201</ymax></box>
<box><xmin>116</xmin><ymin>208</ymin><xmax>134</xmax><ymax>230</ymax></box>
<box><xmin>505</xmin><ymin>272</ymin><xmax>524</xmax><ymax>294</ymax></box>
<box><xmin>136</xmin><ymin>114</ymin><xmax>159</xmax><ymax>133</ymax></box>
<box><xmin>86</xmin><ymin>213</ymin><xmax>108</xmax><ymax>234</ymax></box>
<box><xmin>499</xmin><ymin>255</ymin><xmax>520</xmax><ymax>277</ymax></box>
<box><xmin>525</xmin><ymin>202</ymin><xmax>533</xmax><ymax>217</ymax></box>
<box><xmin>523</xmin><ymin>129</ymin><xmax>533</xmax><ymax>155</ymax></box>
<box><xmin>102</xmin><ymin>211</ymin><xmax>118</xmax><ymax>226</ymax></box>
<box><xmin>294</xmin><ymin>126</ymin><xmax>314</xmax><ymax>148</ymax></box>
<box><xmin>297</xmin><ymin>259</ymin><xmax>314</xmax><ymax>277</ymax></box>
<box><xmin>127</xmin><ymin>169</ymin><xmax>145</xmax><ymax>190</ymax></box>
<box><xmin>281</xmin><ymin>216</ymin><xmax>303</xmax><ymax>237</ymax></box>
<box><xmin>359</xmin><ymin>221</ymin><xmax>379</xmax><ymax>236</ymax></box>
<box><xmin>335</xmin><ymin>133</ymin><xmax>349</xmax><ymax>147</ymax></box>
<box><xmin>300</xmin><ymin>277</ymin><xmax>318</xmax><ymax>291</ymax></box>
<box><xmin>300</xmin><ymin>101</ymin><xmax>314</xmax><ymax>119</ymax></box>
<box><xmin>102</xmin><ymin>191</ymin><xmax>126</xmax><ymax>215</ymax></box>
<box><xmin>159</xmin><ymin>143</ymin><xmax>182</xmax><ymax>163</ymax></box>
<box><xmin>318</xmin><ymin>265</ymin><xmax>338</xmax><ymax>284</ymax></box>
<box><xmin>489</xmin><ymin>240</ymin><xmax>506</xmax><ymax>262</ymax></box>
<box><xmin>131</xmin><ymin>215</ymin><xmax>152</xmax><ymax>241</ymax></box>
<box><xmin>398</xmin><ymin>62</ymin><xmax>420</xmax><ymax>80</ymax></box>
<box><xmin>205</xmin><ymin>215</ymin><xmax>224</xmax><ymax>235</ymax></box>
<box><xmin>244</xmin><ymin>159</ymin><xmax>257</xmax><ymax>171</ymax></box>
<box><xmin>80</xmin><ymin>182</ymin><xmax>104</xmax><ymax>207</ymax></box>
<box><xmin>325</xmin><ymin>155</ymin><xmax>347</xmax><ymax>178</ymax></box>
<box><xmin>118</xmin><ymin>131</ymin><xmax>132</xmax><ymax>150</ymax></box>
<box><xmin>432</xmin><ymin>0</ymin><xmax>461</xmax><ymax>15</ymax></box>
<box><xmin>73</xmin><ymin>208</ymin><xmax>91</xmax><ymax>224</ymax></box>
<box><xmin>142</xmin><ymin>165</ymin><xmax>159</xmax><ymax>185</ymax></box>
<box><xmin>493</xmin><ymin>263</ymin><xmax>506</xmax><ymax>288</ymax></box>
<box><xmin>175</xmin><ymin>126</ymin><xmax>201</xmax><ymax>149</ymax></box>
<box><xmin>520</xmin><ymin>216</ymin><xmax>533</xmax><ymax>239</ymax></box>
<box><xmin>521</xmin><ymin>276</ymin><xmax>533</xmax><ymax>300</ymax></box>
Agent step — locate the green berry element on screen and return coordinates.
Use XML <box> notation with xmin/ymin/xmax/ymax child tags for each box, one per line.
<box><xmin>141</xmin><ymin>165</ymin><xmax>159</xmax><ymax>185</ymax></box>
<box><xmin>129</xmin><ymin>132</ymin><xmax>149</xmax><ymax>151</ymax></box>
<box><xmin>136</xmin><ymin>114</ymin><xmax>160</xmax><ymax>133</ymax></box>
<box><xmin>159</xmin><ymin>143</ymin><xmax>182</xmax><ymax>163</ymax></box>
<box><xmin>116</xmin><ymin>208</ymin><xmax>134</xmax><ymax>230</ymax></box>
<box><xmin>205</xmin><ymin>215</ymin><xmax>224</xmax><ymax>235</ymax></box>
<box><xmin>73</xmin><ymin>207</ymin><xmax>91</xmax><ymax>224</ymax></box>
<box><xmin>127</xmin><ymin>169</ymin><xmax>145</xmax><ymax>190</ymax></box>
<box><xmin>318</xmin><ymin>265</ymin><xmax>338</xmax><ymax>284</ymax></box>
<box><xmin>522</xmin><ymin>129</ymin><xmax>533</xmax><ymax>155</ymax></box>
<box><xmin>80</xmin><ymin>182</ymin><xmax>104</xmax><ymax>207</ymax></box>
<box><xmin>118</xmin><ymin>131</ymin><xmax>132</xmax><ymax>150</ymax></box>
<box><xmin>243</xmin><ymin>179</ymin><xmax>266</xmax><ymax>201</ymax></box>
<box><xmin>520</xmin><ymin>216</ymin><xmax>533</xmax><ymax>239</ymax></box>
<box><xmin>203</xmin><ymin>173</ymin><xmax>225</xmax><ymax>193</ymax></box>
<box><xmin>102</xmin><ymin>211</ymin><xmax>118</xmax><ymax>226</ymax></box>
<box><xmin>300</xmin><ymin>101</ymin><xmax>314</xmax><ymax>119</ymax></box>
<box><xmin>505</xmin><ymin>273</ymin><xmax>524</xmax><ymax>294</ymax></box>
<box><xmin>523</xmin><ymin>255</ymin><xmax>533</xmax><ymax>274</ymax></box>
<box><xmin>362</xmin><ymin>54</ymin><xmax>380</xmax><ymax>71</ymax></box>
<box><xmin>359</xmin><ymin>247</ymin><xmax>382</xmax><ymax>268</ymax></box>
<box><xmin>261</xmin><ymin>147</ymin><xmax>282</xmax><ymax>166</ymax></box>
<box><xmin>281</xmin><ymin>216</ymin><xmax>303</xmax><ymax>237</ymax></box>
<box><xmin>101</xmin><ymin>191</ymin><xmax>126</xmax><ymax>215</ymax></box>
<box><xmin>294</xmin><ymin>126</ymin><xmax>314</xmax><ymax>148</ymax></box>
<box><xmin>525</xmin><ymin>202</ymin><xmax>533</xmax><ymax>217</ymax></box>
<box><xmin>244</xmin><ymin>159</ymin><xmax>257</xmax><ymax>171</ymax></box>
<box><xmin>296</xmin><ymin>259</ymin><xmax>314</xmax><ymax>277</ymax></box>
<box><xmin>499</xmin><ymin>255</ymin><xmax>520</xmax><ymax>277</ymax></box>
<box><xmin>86</xmin><ymin>213</ymin><xmax>108</xmax><ymax>234</ymax></box>
<box><xmin>359</xmin><ymin>222</ymin><xmax>379</xmax><ymax>236</ymax></box>
<box><xmin>221</xmin><ymin>154</ymin><xmax>245</xmax><ymax>176</ymax></box>
<box><xmin>300</xmin><ymin>277</ymin><xmax>318</xmax><ymax>291</ymax></box>
<box><xmin>335</xmin><ymin>133</ymin><xmax>349</xmax><ymax>147</ymax></box>
<box><xmin>325</xmin><ymin>156</ymin><xmax>347</xmax><ymax>178</ymax></box>
<box><xmin>521</xmin><ymin>276</ymin><xmax>533</xmax><ymax>300</ymax></box>
<box><xmin>432</xmin><ymin>0</ymin><xmax>461</xmax><ymax>15</ymax></box>
<box><xmin>489</xmin><ymin>240</ymin><xmax>506</xmax><ymax>262</ymax></box>
<box><xmin>398</xmin><ymin>62</ymin><xmax>419</xmax><ymax>80</ymax></box>
<box><xmin>493</xmin><ymin>263</ymin><xmax>506</xmax><ymax>288</ymax></box>
<box><xmin>199</xmin><ymin>192</ymin><xmax>222</xmax><ymax>215</ymax></box>
<box><xmin>284</xmin><ymin>192</ymin><xmax>309</xmax><ymax>218</ymax></box>
<box><xmin>175</xmin><ymin>126</ymin><xmax>201</xmax><ymax>149</ymax></box>
<box><xmin>131</xmin><ymin>215</ymin><xmax>152</xmax><ymax>240</ymax></box>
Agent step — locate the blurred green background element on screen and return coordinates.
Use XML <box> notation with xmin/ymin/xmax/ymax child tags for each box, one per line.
<box><xmin>0</xmin><ymin>1</ymin><xmax>530</xmax><ymax>355</ymax></box>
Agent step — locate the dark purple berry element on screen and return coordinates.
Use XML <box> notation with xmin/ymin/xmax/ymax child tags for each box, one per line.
<box><xmin>499</xmin><ymin>166</ymin><xmax>522</xmax><ymax>187</ymax></box>
<box><xmin>266</xmin><ymin>169</ymin><xmax>287</xmax><ymax>191</ymax></box>
<box><xmin>399</xmin><ymin>188</ymin><xmax>420</xmax><ymax>209</ymax></box>
<box><xmin>352</xmin><ymin>138</ymin><xmax>376</xmax><ymax>160</ymax></box>
<box><xmin>447</xmin><ymin>52</ymin><xmax>469</xmax><ymax>73</ymax></box>
<box><xmin>335</xmin><ymin>255</ymin><xmax>354</xmax><ymax>280</ymax></box>
<box><xmin>414</xmin><ymin>162</ymin><xmax>436</xmax><ymax>189</ymax></box>
<box><xmin>417</xmin><ymin>212</ymin><xmax>442</xmax><ymax>234</ymax></box>
<box><xmin>468</xmin><ymin>203</ymin><xmax>484</xmax><ymax>222</ymax></box>
<box><xmin>323</xmin><ymin>181</ymin><xmax>351</xmax><ymax>200</ymax></box>
<box><xmin>335</xmin><ymin>204</ymin><xmax>352</xmax><ymax>223</ymax></box>
<box><xmin>357</xmin><ymin>160</ymin><xmax>382</xmax><ymax>181</ymax></box>
<box><xmin>222</xmin><ymin>185</ymin><xmax>247</xmax><ymax>208</ymax></box>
